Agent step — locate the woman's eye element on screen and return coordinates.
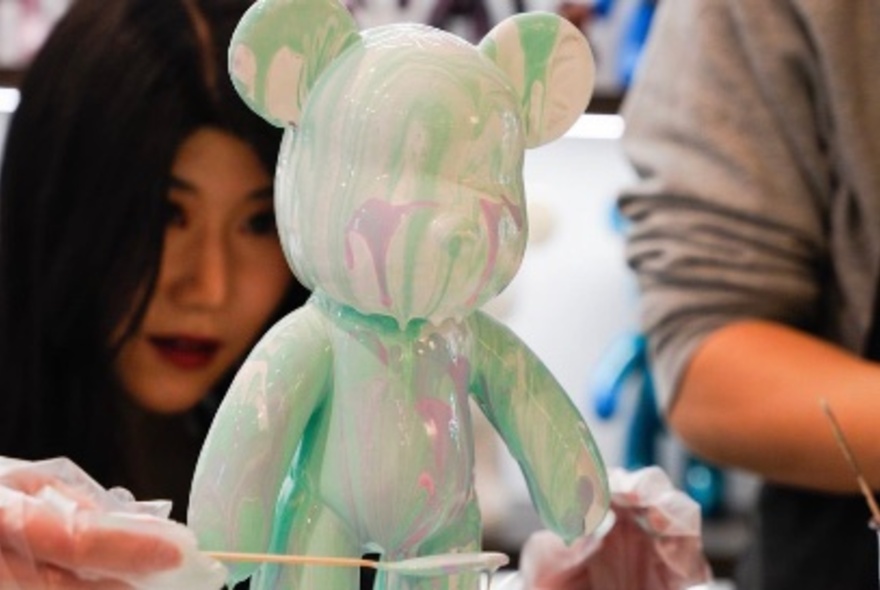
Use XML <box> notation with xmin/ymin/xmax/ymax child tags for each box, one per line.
<box><xmin>162</xmin><ymin>200</ymin><xmax>187</xmax><ymax>228</ymax></box>
<box><xmin>246</xmin><ymin>210</ymin><xmax>277</xmax><ymax>235</ymax></box>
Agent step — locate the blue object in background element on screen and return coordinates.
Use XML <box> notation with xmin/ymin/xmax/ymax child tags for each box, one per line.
<box><xmin>591</xmin><ymin>140</ymin><xmax>726</xmax><ymax>518</ymax></box>
<box><xmin>684</xmin><ymin>455</ymin><xmax>725</xmax><ymax>518</ymax></box>
<box><xmin>588</xmin><ymin>0</ymin><xmax>656</xmax><ymax>89</ymax></box>
<box><xmin>617</xmin><ymin>0</ymin><xmax>655</xmax><ymax>87</ymax></box>
<box><xmin>589</xmin><ymin>330</ymin><xmax>725</xmax><ymax>517</ymax></box>
<box><xmin>591</xmin><ymin>333</ymin><xmax>661</xmax><ymax>470</ymax></box>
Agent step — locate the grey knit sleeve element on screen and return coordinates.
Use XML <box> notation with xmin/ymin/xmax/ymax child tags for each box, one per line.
<box><xmin>617</xmin><ymin>0</ymin><xmax>831</xmax><ymax>410</ymax></box>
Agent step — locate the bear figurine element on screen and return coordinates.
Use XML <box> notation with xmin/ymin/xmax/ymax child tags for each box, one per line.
<box><xmin>189</xmin><ymin>0</ymin><xmax>609</xmax><ymax>587</ymax></box>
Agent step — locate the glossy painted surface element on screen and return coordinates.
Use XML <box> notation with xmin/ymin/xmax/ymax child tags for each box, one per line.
<box><xmin>190</xmin><ymin>2</ymin><xmax>608</xmax><ymax>587</ymax></box>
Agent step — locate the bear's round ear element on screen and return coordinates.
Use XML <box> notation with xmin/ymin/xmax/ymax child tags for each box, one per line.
<box><xmin>479</xmin><ymin>12</ymin><xmax>595</xmax><ymax>148</ymax></box>
<box><xmin>228</xmin><ymin>0</ymin><xmax>361</xmax><ymax>128</ymax></box>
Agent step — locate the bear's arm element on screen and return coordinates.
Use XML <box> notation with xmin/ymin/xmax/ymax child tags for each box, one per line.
<box><xmin>467</xmin><ymin>310</ymin><xmax>609</xmax><ymax>542</ymax></box>
<box><xmin>188</xmin><ymin>303</ymin><xmax>331</xmax><ymax>582</ymax></box>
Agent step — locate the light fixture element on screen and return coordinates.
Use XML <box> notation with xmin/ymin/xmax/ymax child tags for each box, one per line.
<box><xmin>0</xmin><ymin>87</ymin><xmax>21</xmax><ymax>114</ymax></box>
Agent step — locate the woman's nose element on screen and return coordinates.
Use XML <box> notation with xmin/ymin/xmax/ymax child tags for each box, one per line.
<box><xmin>171</xmin><ymin>228</ymin><xmax>230</xmax><ymax>308</ymax></box>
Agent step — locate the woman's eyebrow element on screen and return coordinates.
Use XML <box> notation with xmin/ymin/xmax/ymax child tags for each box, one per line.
<box><xmin>168</xmin><ymin>176</ymin><xmax>273</xmax><ymax>200</ymax></box>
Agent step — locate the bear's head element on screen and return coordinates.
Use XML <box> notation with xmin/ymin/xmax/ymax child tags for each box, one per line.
<box><xmin>230</xmin><ymin>0</ymin><xmax>594</xmax><ymax>327</ymax></box>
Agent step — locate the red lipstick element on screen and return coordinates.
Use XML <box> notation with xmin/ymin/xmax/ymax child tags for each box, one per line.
<box><xmin>149</xmin><ymin>336</ymin><xmax>220</xmax><ymax>370</ymax></box>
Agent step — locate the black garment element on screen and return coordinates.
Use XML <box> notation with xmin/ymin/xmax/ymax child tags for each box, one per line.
<box><xmin>731</xmin><ymin>228</ymin><xmax>880</xmax><ymax>589</ymax></box>
<box><xmin>736</xmin><ymin>484</ymin><xmax>877</xmax><ymax>590</ymax></box>
<box><xmin>115</xmin><ymin>392</ymin><xmax>219</xmax><ymax>523</ymax></box>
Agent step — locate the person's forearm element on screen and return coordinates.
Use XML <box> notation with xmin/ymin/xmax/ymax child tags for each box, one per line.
<box><xmin>668</xmin><ymin>320</ymin><xmax>880</xmax><ymax>492</ymax></box>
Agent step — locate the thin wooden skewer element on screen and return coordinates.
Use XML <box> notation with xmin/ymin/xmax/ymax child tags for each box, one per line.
<box><xmin>206</xmin><ymin>551</ymin><xmax>376</xmax><ymax>569</ymax></box>
<box><xmin>205</xmin><ymin>549</ymin><xmax>510</xmax><ymax>577</ymax></box>
<box><xmin>820</xmin><ymin>398</ymin><xmax>880</xmax><ymax>523</ymax></box>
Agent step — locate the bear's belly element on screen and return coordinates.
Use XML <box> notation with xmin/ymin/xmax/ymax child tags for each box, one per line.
<box><xmin>316</xmin><ymin>388</ymin><xmax>476</xmax><ymax>551</ymax></box>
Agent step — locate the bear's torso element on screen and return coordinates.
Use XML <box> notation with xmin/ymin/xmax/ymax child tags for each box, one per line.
<box><xmin>298</xmin><ymin>297</ymin><xmax>479</xmax><ymax>549</ymax></box>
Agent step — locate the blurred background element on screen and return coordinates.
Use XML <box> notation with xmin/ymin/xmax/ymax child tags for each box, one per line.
<box><xmin>0</xmin><ymin>0</ymin><xmax>755</xmax><ymax>583</ymax></box>
<box><xmin>1</xmin><ymin>0</ymin><xmax>652</xmax><ymax>103</ymax></box>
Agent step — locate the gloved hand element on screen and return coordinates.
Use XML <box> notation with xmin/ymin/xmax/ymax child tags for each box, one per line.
<box><xmin>520</xmin><ymin>466</ymin><xmax>713</xmax><ymax>590</ymax></box>
<box><xmin>0</xmin><ymin>456</ymin><xmax>226</xmax><ymax>590</ymax></box>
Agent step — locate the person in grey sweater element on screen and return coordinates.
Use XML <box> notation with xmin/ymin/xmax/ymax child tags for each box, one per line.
<box><xmin>618</xmin><ymin>0</ymin><xmax>880</xmax><ymax>588</ymax></box>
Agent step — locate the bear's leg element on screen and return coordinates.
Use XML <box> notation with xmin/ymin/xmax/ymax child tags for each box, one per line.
<box><xmin>376</xmin><ymin>500</ymin><xmax>483</xmax><ymax>590</ymax></box>
<box><xmin>250</xmin><ymin>486</ymin><xmax>361</xmax><ymax>590</ymax></box>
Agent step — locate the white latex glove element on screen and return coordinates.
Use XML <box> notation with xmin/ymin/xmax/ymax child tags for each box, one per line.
<box><xmin>520</xmin><ymin>466</ymin><xmax>713</xmax><ymax>590</ymax></box>
<box><xmin>0</xmin><ymin>456</ymin><xmax>226</xmax><ymax>590</ymax></box>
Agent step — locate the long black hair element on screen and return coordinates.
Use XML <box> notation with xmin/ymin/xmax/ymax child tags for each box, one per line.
<box><xmin>0</xmin><ymin>0</ymin><xmax>308</xmax><ymax>482</ymax></box>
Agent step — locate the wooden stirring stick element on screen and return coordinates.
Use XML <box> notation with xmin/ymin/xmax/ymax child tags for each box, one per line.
<box><xmin>206</xmin><ymin>551</ymin><xmax>375</xmax><ymax>569</ymax></box>
<box><xmin>820</xmin><ymin>398</ymin><xmax>880</xmax><ymax>523</ymax></box>
<box><xmin>205</xmin><ymin>549</ymin><xmax>510</xmax><ymax>577</ymax></box>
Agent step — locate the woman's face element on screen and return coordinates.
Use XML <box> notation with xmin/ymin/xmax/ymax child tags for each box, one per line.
<box><xmin>115</xmin><ymin>127</ymin><xmax>292</xmax><ymax>413</ymax></box>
